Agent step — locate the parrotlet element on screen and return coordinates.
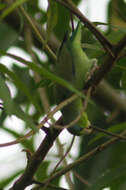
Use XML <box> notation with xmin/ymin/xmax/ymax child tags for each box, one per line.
<box><xmin>54</xmin><ymin>22</ymin><xmax>97</xmax><ymax>135</ymax></box>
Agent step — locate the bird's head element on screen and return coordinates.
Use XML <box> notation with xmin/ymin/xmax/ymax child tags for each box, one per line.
<box><xmin>67</xmin><ymin>112</ymin><xmax>92</xmax><ymax>136</ymax></box>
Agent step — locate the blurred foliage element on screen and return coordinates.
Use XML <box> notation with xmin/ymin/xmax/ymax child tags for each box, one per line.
<box><xmin>0</xmin><ymin>0</ymin><xmax>126</xmax><ymax>189</ymax></box>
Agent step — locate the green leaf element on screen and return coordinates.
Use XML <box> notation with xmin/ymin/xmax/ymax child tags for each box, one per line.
<box><xmin>36</xmin><ymin>161</ymin><xmax>50</xmax><ymax>181</ymax></box>
<box><xmin>0</xmin><ymin>63</ymin><xmax>42</xmax><ymax>113</ymax></box>
<box><xmin>0</xmin><ymin>76</ymin><xmax>36</xmax><ymax>131</ymax></box>
<box><xmin>0</xmin><ymin>22</ymin><xmax>18</xmax><ymax>51</ymax></box>
<box><xmin>0</xmin><ymin>170</ymin><xmax>23</xmax><ymax>188</ymax></box>
<box><xmin>46</xmin><ymin>0</ymin><xmax>58</xmax><ymax>41</ymax></box>
<box><xmin>36</xmin><ymin>78</ymin><xmax>52</xmax><ymax>88</ymax></box>
<box><xmin>2</xmin><ymin>127</ymin><xmax>34</xmax><ymax>151</ymax></box>
<box><xmin>87</xmin><ymin>164</ymin><xmax>126</xmax><ymax>190</ymax></box>
<box><xmin>0</xmin><ymin>52</ymin><xmax>85</xmax><ymax>99</ymax></box>
<box><xmin>0</xmin><ymin>3</ymin><xmax>6</xmax><ymax>11</ymax></box>
<box><xmin>0</xmin><ymin>0</ymin><xmax>28</xmax><ymax>20</ymax></box>
<box><xmin>53</xmin><ymin>0</ymin><xmax>81</xmax><ymax>40</ymax></box>
<box><xmin>93</xmin><ymin>21</ymin><xmax>126</xmax><ymax>33</ymax></box>
<box><xmin>120</xmin><ymin>70</ymin><xmax>126</xmax><ymax>88</ymax></box>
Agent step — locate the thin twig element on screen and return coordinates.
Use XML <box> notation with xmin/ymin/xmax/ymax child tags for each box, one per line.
<box><xmin>0</xmin><ymin>93</ymin><xmax>78</xmax><ymax>147</ymax></box>
<box><xmin>32</xmin><ymin>179</ymin><xmax>69</xmax><ymax>190</ymax></box>
<box><xmin>56</xmin><ymin>138</ymin><xmax>74</xmax><ymax>189</ymax></box>
<box><xmin>91</xmin><ymin>125</ymin><xmax>126</xmax><ymax>141</ymax></box>
<box><xmin>54</xmin><ymin>109</ymin><xmax>83</xmax><ymax>130</ymax></box>
<box><xmin>42</xmin><ymin>136</ymin><xmax>75</xmax><ymax>190</ymax></box>
<box><xmin>73</xmin><ymin>171</ymin><xmax>91</xmax><ymax>187</ymax></box>
<box><xmin>54</xmin><ymin>137</ymin><xmax>75</xmax><ymax>174</ymax></box>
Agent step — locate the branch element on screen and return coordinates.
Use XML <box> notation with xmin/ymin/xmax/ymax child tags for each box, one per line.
<box><xmin>31</xmin><ymin>180</ymin><xmax>69</xmax><ymax>190</ymax></box>
<box><xmin>91</xmin><ymin>125</ymin><xmax>126</xmax><ymax>141</ymax></box>
<box><xmin>9</xmin><ymin>127</ymin><xmax>62</xmax><ymax>190</ymax></box>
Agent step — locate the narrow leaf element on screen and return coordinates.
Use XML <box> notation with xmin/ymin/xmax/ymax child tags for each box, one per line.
<box><xmin>0</xmin><ymin>76</ymin><xmax>36</xmax><ymax>131</ymax></box>
<box><xmin>46</xmin><ymin>0</ymin><xmax>58</xmax><ymax>41</ymax></box>
<box><xmin>0</xmin><ymin>170</ymin><xmax>23</xmax><ymax>188</ymax></box>
<box><xmin>0</xmin><ymin>63</ymin><xmax>42</xmax><ymax>112</ymax></box>
<box><xmin>0</xmin><ymin>3</ymin><xmax>6</xmax><ymax>10</ymax></box>
<box><xmin>0</xmin><ymin>52</ymin><xmax>85</xmax><ymax>99</ymax></box>
<box><xmin>120</xmin><ymin>71</ymin><xmax>126</xmax><ymax>88</ymax></box>
<box><xmin>0</xmin><ymin>0</ymin><xmax>28</xmax><ymax>20</ymax></box>
<box><xmin>2</xmin><ymin>127</ymin><xmax>34</xmax><ymax>151</ymax></box>
<box><xmin>87</xmin><ymin>164</ymin><xmax>126</xmax><ymax>190</ymax></box>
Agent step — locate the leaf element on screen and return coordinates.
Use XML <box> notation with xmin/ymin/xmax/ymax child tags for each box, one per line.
<box><xmin>0</xmin><ymin>170</ymin><xmax>23</xmax><ymax>188</ymax></box>
<box><xmin>81</xmin><ymin>43</ymin><xmax>103</xmax><ymax>52</ymax></box>
<box><xmin>46</xmin><ymin>0</ymin><xmax>58</xmax><ymax>41</ymax></box>
<box><xmin>2</xmin><ymin>127</ymin><xmax>34</xmax><ymax>151</ymax></box>
<box><xmin>0</xmin><ymin>52</ymin><xmax>85</xmax><ymax>99</ymax></box>
<box><xmin>35</xmin><ymin>161</ymin><xmax>50</xmax><ymax>181</ymax></box>
<box><xmin>93</xmin><ymin>21</ymin><xmax>126</xmax><ymax>33</ymax></box>
<box><xmin>0</xmin><ymin>0</ymin><xmax>28</xmax><ymax>20</ymax></box>
<box><xmin>120</xmin><ymin>70</ymin><xmax>126</xmax><ymax>88</ymax></box>
<box><xmin>0</xmin><ymin>63</ymin><xmax>42</xmax><ymax>112</ymax></box>
<box><xmin>0</xmin><ymin>23</ymin><xmax>18</xmax><ymax>51</ymax></box>
<box><xmin>0</xmin><ymin>76</ymin><xmax>36</xmax><ymax>131</ymax></box>
<box><xmin>36</xmin><ymin>78</ymin><xmax>52</xmax><ymax>88</ymax></box>
<box><xmin>0</xmin><ymin>3</ymin><xmax>6</xmax><ymax>11</ymax></box>
<box><xmin>53</xmin><ymin>0</ymin><xmax>81</xmax><ymax>40</ymax></box>
<box><xmin>87</xmin><ymin>164</ymin><xmax>126</xmax><ymax>190</ymax></box>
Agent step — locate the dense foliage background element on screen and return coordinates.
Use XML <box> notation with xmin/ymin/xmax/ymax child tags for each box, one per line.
<box><xmin>1</xmin><ymin>0</ymin><xmax>126</xmax><ymax>189</ymax></box>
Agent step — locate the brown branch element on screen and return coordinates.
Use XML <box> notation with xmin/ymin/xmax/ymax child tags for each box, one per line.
<box><xmin>31</xmin><ymin>179</ymin><xmax>69</xmax><ymax>190</ymax></box>
<box><xmin>9</xmin><ymin>127</ymin><xmax>62</xmax><ymax>190</ymax></box>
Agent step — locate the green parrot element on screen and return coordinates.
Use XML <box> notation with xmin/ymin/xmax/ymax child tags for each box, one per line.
<box><xmin>54</xmin><ymin>22</ymin><xmax>97</xmax><ymax>136</ymax></box>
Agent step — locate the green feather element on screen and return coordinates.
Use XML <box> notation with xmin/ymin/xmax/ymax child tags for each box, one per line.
<box><xmin>55</xmin><ymin>22</ymin><xmax>96</xmax><ymax>135</ymax></box>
